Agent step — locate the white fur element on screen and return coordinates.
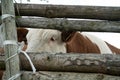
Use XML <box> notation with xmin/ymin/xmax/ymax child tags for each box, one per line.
<box><xmin>26</xmin><ymin>29</ymin><xmax>66</xmax><ymax>53</ymax></box>
<box><xmin>81</xmin><ymin>32</ymin><xmax>113</xmax><ymax>54</ymax></box>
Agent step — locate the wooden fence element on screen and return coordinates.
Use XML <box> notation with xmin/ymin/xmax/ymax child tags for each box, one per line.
<box><xmin>0</xmin><ymin>2</ymin><xmax>120</xmax><ymax>80</ymax></box>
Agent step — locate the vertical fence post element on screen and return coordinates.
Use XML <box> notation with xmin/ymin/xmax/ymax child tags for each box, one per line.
<box><xmin>1</xmin><ymin>0</ymin><xmax>21</xmax><ymax>80</ymax></box>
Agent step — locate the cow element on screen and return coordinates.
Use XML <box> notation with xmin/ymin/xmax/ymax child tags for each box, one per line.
<box><xmin>26</xmin><ymin>29</ymin><xmax>120</xmax><ymax>54</ymax></box>
<box><xmin>0</xmin><ymin>28</ymin><xmax>28</xmax><ymax>80</ymax></box>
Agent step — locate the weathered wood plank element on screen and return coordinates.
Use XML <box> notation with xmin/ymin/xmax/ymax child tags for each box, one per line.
<box><xmin>16</xmin><ymin>18</ymin><xmax>120</xmax><ymax>32</ymax></box>
<box><xmin>0</xmin><ymin>4</ymin><xmax>119</xmax><ymax>20</ymax></box>
<box><xmin>0</xmin><ymin>53</ymin><xmax>120</xmax><ymax>76</ymax></box>
<box><xmin>20</xmin><ymin>53</ymin><xmax>120</xmax><ymax>76</ymax></box>
<box><xmin>15</xmin><ymin>4</ymin><xmax>120</xmax><ymax>20</ymax></box>
<box><xmin>1</xmin><ymin>0</ymin><xmax>21</xmax><ymax>80</ymax></box>
<box><xmin>21</xmin><ymin>71</ymin><xmax>120</xmax><ymax>80</ymax></box>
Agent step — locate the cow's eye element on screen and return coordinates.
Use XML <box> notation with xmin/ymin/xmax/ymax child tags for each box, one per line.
<box><xmin>50</xmin><ymin>37</ymin><xmax>55</xmax><ymax>41</ymax></box>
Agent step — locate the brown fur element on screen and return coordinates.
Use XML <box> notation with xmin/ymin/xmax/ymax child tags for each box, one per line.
<box><xmin>106</xmin><ymin>42</ymin><xmax>120</xmax><ymax>54</ymax></box>
<box><xmin>62</xmin><ymin>31</ymin><xmax>120</xmax><ymax>54</ymax></box>
<box><xmin>17</xmin><ymin>28</ymin><xmax>28</xmax><ymax>51</ymax></box>
<box><xmin>17</xmin><ymin>28</ymin><xmax>28</xmax><ymax>44</ymax></box>
<box><xmin>62</xmin><ymin>31</ymin><xmax>100</xmax><ymax>53</ymax></box>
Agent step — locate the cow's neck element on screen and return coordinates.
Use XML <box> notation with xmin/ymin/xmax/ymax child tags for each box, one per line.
<box><xmin>66</xmin><ymin>32</ymin><xmax>100</xmax><ymax>53</ymax></box>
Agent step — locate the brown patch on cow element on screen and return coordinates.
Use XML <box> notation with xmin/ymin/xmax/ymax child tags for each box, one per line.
<box><xmin>62</xmin><ymin>31</ymin><xmax>100</xmax><ymax>53</ymax></box>
<box><xmin>106</xmin><ymin>42</ymin><xmax>120</xmax><ymax>54</ymax></box>
<box><xmin>17</xmin><ymin>28</ymin><xmax>28</xmax><ymax>45</ymax></box>
<box><xmin>61</xmin><ymin>31</ymin><xmax>76</xmax><ymax>42</ymax></box>
<box><xmin>17</xmin><ymin>28</ymin><xmax>28</xmax><ymax>51</ymax></box>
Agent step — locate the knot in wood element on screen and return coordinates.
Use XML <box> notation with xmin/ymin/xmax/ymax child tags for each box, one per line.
<box><xmin>107</xmin><ymin>67</ymin><xmax>111</xmax><ymax>71</ymax></box>
<box><xmin>46</xmin><ymin>10</ymin><xmax>54</xmax><ymax>18</ymax></box>
<box><xmin>64</xmin><ymin>58</ymin><xmax>82</xmax><ymax>66</ymax></box>
<box><xmin>84</xmin><ymin>60</ymin><xmax>91</xmax><ymax>65</ymax></box>
<box><xmin>84</xmin><ymin>60</ymin><xmax>99</xmax><ymax>66</ymax></box>
<box><xmin>76</xmin><ymin>59</ymin><xmax>82</xmax><ymax>65</ymax></box>
<box><xmin>64</xmin><ymin>60</ymin><xmax>72</xmax><ymax>66</ymax></box>
<box><xmin>94</xmin><ymin>61</ymin><xmax>99</xmax><ymax>65</ymax></box>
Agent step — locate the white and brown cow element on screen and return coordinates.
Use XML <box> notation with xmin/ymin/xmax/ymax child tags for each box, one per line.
<box><xmin>26</xmin><ymin>29</ymin><xmax>120</xmax><ymax>54</ymax></box>
<box><xmin>1</xmin><ymin>28</ymin><xmax>120</xmax><ymax>79</ymax></box>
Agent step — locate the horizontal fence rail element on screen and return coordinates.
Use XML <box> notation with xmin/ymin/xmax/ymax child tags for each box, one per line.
<box><xmin>0</xmin><ymin>4</ymin><xmax>120</xmax><ymax>20</ymax></box>
<box><xmin>16</xmin><ymin>18</ymin><xmax>120</xmax><ymax>32</ymax></box>
<box><xmin>1</xmin><ymin>18</ymin><xmax>120</xmax><ymax>32</ymax></box>
<box><xmin>0</xmin><ymin>53</ymin><xmax>120</xmax><ymax>76</ymax></box>
<box><xmin>21</xmin><ymin>71</ymin><xmax>120</xmax><ymax>80</ymax></box>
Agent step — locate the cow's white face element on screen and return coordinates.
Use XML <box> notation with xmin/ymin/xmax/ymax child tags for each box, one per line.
<box><xmin>26</xmin><ymin>29</ymin><xmax>66</xmax><ymax>53</ymax></box>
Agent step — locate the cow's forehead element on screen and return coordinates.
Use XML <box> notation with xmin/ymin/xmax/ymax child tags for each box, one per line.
<box><xmin>27</xmin><ymin>29</ymin><xmax>61</xmax><ymax>40</ymax></box>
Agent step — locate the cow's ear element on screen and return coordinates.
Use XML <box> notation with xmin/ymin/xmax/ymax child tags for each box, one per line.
<box><xmin>61</xmin><ymin>31</ymin><xmax>76</xmax><ymax>42</ymax></box>
<box><xmin>17</xmin><ymin>28</ymin><xmax>29</xmax><ymax>44</ymax></box>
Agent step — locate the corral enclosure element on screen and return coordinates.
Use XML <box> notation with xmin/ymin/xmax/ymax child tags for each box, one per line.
<box><xmin>0</xmin><ymin>0</ymin><xmax>120</xmax><ymax>80</ymax></box>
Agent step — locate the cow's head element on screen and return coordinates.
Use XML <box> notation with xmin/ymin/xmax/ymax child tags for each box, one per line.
<box><xmin>26</xmin><ymin>29</ymin><xmax>72</xmax><ymax>53</ymax></box>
